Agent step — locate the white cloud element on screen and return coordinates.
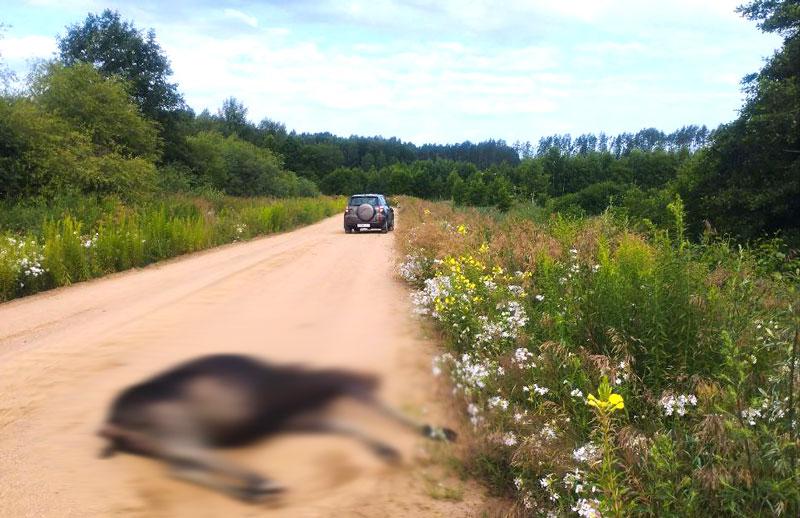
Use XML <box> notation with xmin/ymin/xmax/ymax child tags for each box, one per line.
<box><xmin>0</xmin><ymin>35</ymin><xmax>56</xmax><ymax>60</ymax></box>
<box><xmin>154</xmin><ymin>19</ymin><xmax>565</xmax><ymax>135</ymax></box>
<box><xmin>222</xmin><ymin>8</ymin><xmax>258</xmax><ymax>28</ymax></box>
<box><xmin>1</xmin><ymin>0</ymin><xmax>784</xmax><ymax>143</ymax></box>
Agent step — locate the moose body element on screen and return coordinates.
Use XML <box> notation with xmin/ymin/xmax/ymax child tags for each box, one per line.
<box><xmin>99</xmin><ymin>354</ymin><xmax>455</xmax><ymax>501</ymax></box>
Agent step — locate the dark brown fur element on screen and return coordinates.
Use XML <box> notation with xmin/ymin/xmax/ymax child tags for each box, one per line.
<box><xmin>99</xmin><ymin>354</ymin><xmax>455</xmax><ymax>501</ymax></box>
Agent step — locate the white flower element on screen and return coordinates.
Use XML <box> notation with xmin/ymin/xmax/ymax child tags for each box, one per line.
<box><xmin>534</xmin><ymin>294</ymin><xmax>545</xmax><ymax>302</ymax></box>
<box><xmin>508</xmin><ymin>285</ymin><xmax>525</xmax><ymax>297</ymax></box>
<box><xmin>573</xmin><ymin>443</ymin><xmax>601</xmax><ymax>464</ymax></box>
<box><xmin>572</xmin><ymin>498</ymin><xmax>602</xmax><ymax>518</ymax></box>
<box><xmin>659</xmin><ymin>392</ymin><xmax>698</xmax><ymax>417</ymax></box>
<box><xmin>570</xmin><ymin>388</ymin><xmax>584</xmax><ymax>398</ymax></box>
<box><xmin>522</xmin><ymin>493</ymin><xmax>534</xmax><ymax>509</ymax></box>
<box><xmin>474</xmin><ymin>301</ymin><xmax>528</xmax><ymax>347</ymax></box>
<box><xmin>540</xmin><ymin>424</ymin><xmax>557</xmax><ymax>440</ymax></box>
<box><xmin>448</xmin><ymin>353</ymin><xmax>494</xmax><ymax>392</ymax></box>
<box><xmin>532</xmin><ymin>384</ymin><xmax>549</xmax><ymax>396</ymax></box>
<box><xmin>488</xmin><ymin>396</ymin><xmax>509</xmax><ymax>410</ymax></box>
<box><xmin>512</xmin><ymin>347</ymin><xmax>534</xmax><ymax>366</ymax></box>
<box><xmin>742</xmin><ymin>407</ymin><xmax>761</xmax><ymax>426</ymax></box>
<box><xmin>502</xmin><ymin>432</ymin><xmax>517</xmax><ymax>446</ymax></box>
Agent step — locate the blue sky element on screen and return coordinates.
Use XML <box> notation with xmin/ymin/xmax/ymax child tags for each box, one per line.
<box><xmin>0</xmin><ymin>0</ymin><xmax>783</xmax><ymax>145</ymax></box>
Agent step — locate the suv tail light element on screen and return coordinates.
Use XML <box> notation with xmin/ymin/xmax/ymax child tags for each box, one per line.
<box><xmin>377</xmin><ymin>207</ymin><xmax>384</xmax><ymax>213</ymax></box>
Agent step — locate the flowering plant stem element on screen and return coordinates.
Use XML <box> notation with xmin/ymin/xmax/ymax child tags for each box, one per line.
<box><xmin>589</xmin><ymin>377</ymin><xmax>626</xmax><ymax>517</ymax></box>
<box><xmin>596</xmin><ymin>411</ymin><xmax>625</xmax><ymax>518</ymax></box>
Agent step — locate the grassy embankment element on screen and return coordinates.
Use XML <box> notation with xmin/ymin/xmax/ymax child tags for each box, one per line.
<box><xmin>396</xmin><ymin>196</ymin><xmax>799</xmax><ymax>516</ymax></box>
<box><xmin>0</xmin><ymin>193</ymin><xmax>344</xmax><ymax>301</ymax></box>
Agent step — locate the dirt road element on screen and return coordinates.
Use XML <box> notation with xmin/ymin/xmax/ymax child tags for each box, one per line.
<box><xmin>0</xmin><ymin>216</ymin><xmax>482</xmax><ymax>517</ymax></box>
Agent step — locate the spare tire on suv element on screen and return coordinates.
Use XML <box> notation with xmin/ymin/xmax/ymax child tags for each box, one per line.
<box><xmin>343</xmin><ymin>194</ymin><xmax>395</xmax><ymax>234</ymax></box>
<box><xmin>356</xmin><ymin>203</ymin><xmax>375</xmax><ymax>222</ymax></box>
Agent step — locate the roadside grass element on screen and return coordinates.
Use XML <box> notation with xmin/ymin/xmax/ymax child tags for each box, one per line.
<box><xmin>0</xmin><ymin>194</ymin><xmax>344</xmax><ymax>301</ymax></box>
<box><xmin>396</xmin><ymin>196</ymin><xmax>800</xmax><ymax>516</ymax></box>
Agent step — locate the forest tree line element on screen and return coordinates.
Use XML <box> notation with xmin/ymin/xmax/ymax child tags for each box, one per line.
<box><xmin>0</xmin><ymin>2</ymin><xmax>798</xmax><ymax>243</ymax></box>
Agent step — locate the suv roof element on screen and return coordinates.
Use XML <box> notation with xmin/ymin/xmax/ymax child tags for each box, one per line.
<box><xmin>349</xmin><ymin>194</ymin><xmax>382</xmax><ymax>197</ymax></box>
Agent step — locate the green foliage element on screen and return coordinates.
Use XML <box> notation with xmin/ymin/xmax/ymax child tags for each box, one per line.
<box><xmin>0</xmin><ymin>194</ymin><xmax>343</xmax><ymax>301</ymax></box>
<box><xmin>57</xmin><ymin>9</ymin><xmax>182</xmax><ymax>117</ymax></box>
<box><xmin>1</xmin><ymin>63</ymin><xmax>160</xmax><ymax>199</ymax></box>
<box><xmin>0</xmin><ymin>97</ymin><xmax>92</xmax><ymax>198</ymax></box>
<box><xmin>737</xmin><ymin>0</ymin><xmax>800</xmax><ymax>36</ymax></box>
<box><xmin>677</xmin><ymin>0</ymin><xmax>799</xmax><ymax>242</ymax></box>
<box><xmin>31</xmin><ymin>62</ymin><xmax>161</xmax><ymax>160</ymax></box>
<box><xmin>185</xmin><ymin>131</ymin><xmax>318</xmax><ymax>197</ymax></box>
<box><xmin>548</xmin><ymin>181</ymin><xmax>627</xmax><ymax>216</ymax></box>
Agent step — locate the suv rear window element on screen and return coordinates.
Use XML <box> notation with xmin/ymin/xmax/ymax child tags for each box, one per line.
<box><xmin>349</xmin><ymin>196</ymin><xmax>379</xmax><ymax>206</ymax></box>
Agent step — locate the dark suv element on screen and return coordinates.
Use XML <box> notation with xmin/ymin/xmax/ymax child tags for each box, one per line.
<box><xmin>344</xmin><ymin>194</ymin><xmax>395</xmax><ymax>233</ymax></box>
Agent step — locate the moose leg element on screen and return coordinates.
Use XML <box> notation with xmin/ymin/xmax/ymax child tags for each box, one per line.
<box><xmin>162</xmin><ymin>440</ymin><xmax>284</xmax><ymax>502</ymax></box>
<box><xmin>283</xmin><ymin>415</ymin><xmax>401</xmax><ymax>463</ymax></box>
<box><xmin>347</xmin><ymin>392</ymin><xmax>458</xmax><ymax>442</ymax></box>
<box><xmin>124</xmin><ymin>402</ymin><xmax>284</xmax><ymax>503</ymax></box>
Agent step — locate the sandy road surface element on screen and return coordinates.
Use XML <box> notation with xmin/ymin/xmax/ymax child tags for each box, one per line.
<box><xmin>0</xmin><ymin>216</ymin><xmax>483</xmax><ymax>517</ymax></box>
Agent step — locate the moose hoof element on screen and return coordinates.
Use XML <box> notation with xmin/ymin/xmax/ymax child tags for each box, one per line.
<box><xmin>423</xmin><ymin>425</ymin><xmax>458</xmax><ymax>442</ymax></box>
<box><xmin>441</xmin><ymin>427</ymin><xmax>458</xmax><ymax>442</ymax></box>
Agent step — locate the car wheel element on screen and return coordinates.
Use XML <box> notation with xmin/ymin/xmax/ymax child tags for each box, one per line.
<box><xmin>345</xmin><ymin>226</ymin><xmax>352</xmax><ymax>234</ymax></box>
<box><xmin>388</xmin><ymin>220</ymin><xmax>395</xmax><ymax>231</ymax></box>
<box><xmin>381</xmin><ymin>221</ymin><xmax>388</xmax><ymax>233</ymax></box>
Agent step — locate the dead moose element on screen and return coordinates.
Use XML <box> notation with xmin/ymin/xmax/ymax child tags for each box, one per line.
<box><xmin>98</xmin><ymin>354</ymin><xmax>456</xmax><ymax>501</ymax></box>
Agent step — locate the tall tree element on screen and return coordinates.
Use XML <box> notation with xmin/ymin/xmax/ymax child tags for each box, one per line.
<box><xmin>58</xmin><ymin>10</ymin><xmax>183</xmax><ymax>118</ymax></box>
<box><xmin>678</xmin><ymin>0</ymin><xmax>799</xmax><ymax>240</ymax></box>
<box><xmin>0</xmin><ymin>23</ymin><xmax>14</xmax><ymax>90</ymax></box>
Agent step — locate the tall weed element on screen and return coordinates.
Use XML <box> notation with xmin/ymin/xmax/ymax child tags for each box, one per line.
<box><xmin>0</xmin><ymin>194</ymin><xmax>343</xmax><ymax>301</ymax></box>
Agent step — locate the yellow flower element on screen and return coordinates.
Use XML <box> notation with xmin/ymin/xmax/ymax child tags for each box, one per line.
<box><xmin>586</xmin><ymin>378</ymin><xmax>625</xmax><ymax>413</ymax></box>
<box><xmin>423</xmin><ymin>208</ymin><xmax>432</xmax><ymax>216</ymax></box>
<box><xmin>456</xmin><ymin>224</ymin><xmax>467</xmax><ymax>235</ymax></box>
<box><xmin>608</xmin><ymin>393</ymin><xmax>624</xmax><ymax>410</ymax></box>
<box><xmin>479</xmin><ymin>242</ymin><xmax>489</xmax><ymax>254</ymax></box>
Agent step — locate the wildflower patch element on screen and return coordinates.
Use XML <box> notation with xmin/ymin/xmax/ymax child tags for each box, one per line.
<box><xmin>396</xmin><ymin>197</ymin><xmax>799</xmax><ymax>516</ymax></box>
